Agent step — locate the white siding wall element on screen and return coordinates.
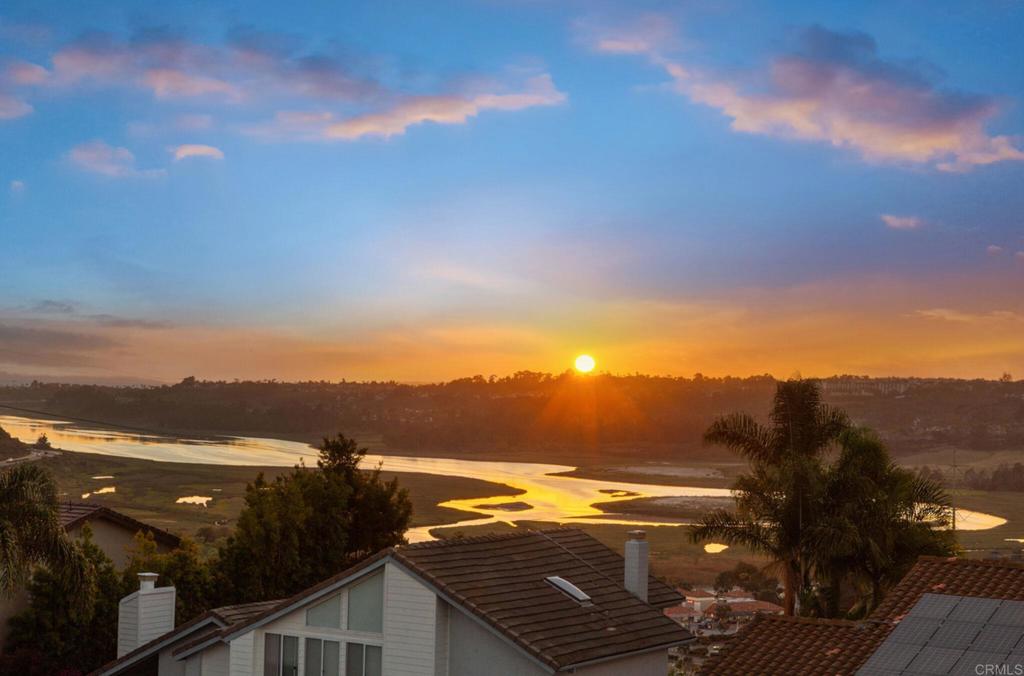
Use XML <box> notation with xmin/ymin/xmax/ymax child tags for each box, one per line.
<box><xmin>117</xmin><ymin>593</ymin><xmax>139</xmax><ymax>656</ymax></box>
<box><xmin>382</xmin><ymin>563</ymin><xmax>436</xmax><ymax>676</ymax></box>
<box><xmin>574</xmin><ymin>650</ymin><xmax>669</xmax><ymax>676</ymax></box>
<box><xmin>158</xmin><ymin>645</ymin><xmax>188</xmax><ymax>676</ymax></box>
<box><xmin>229</xmin><ymin>632</ymin><xmax>255</xmax><ymax>676</ymax></box>
<box><xmin>202</xmin><ymin>642</ymin><xmax>230</xmax><ymax>676</ymax></box>
<box><xmin>434</xmin><ymin>599</ymin><xmax>450</xmax><ymax>676</ymax></box>
<box><xmin>447</xmin><ymin>607</ymin><xmax>548</xmax><ymax>676</ymax></box>
<box><xmin>139</xmin><ymin>588</ymin><xmax>177</xmax><ymax>646</ymax></box>
<box><xmin>185</xmin><ymin>654</ymin><xmax>201</xmax><ymax>676</ymax></box>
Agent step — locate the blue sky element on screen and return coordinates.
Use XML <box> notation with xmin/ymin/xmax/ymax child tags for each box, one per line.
<box><xmin>2</xmin><ymin>0</ymin><xmax>1023</xmax><ymax>382</ymax></box>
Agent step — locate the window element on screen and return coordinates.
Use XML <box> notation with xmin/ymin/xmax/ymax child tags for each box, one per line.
<box><xmin>306</xmin><ymin>594</ymin><xmax>342</xmax><ymax>628</ymax></box>
<box><xmin>305</xmin><ymin>638</ymin><xmax>341</xmax><ymax>676</ymax></box>
<box><xmin>345</xmin><ymin>643</ymin><xmax>382</xmax><ymax>676</ymax></box>
<box><xmin>347</xmin><ymin>572</ymin><xmax>383</xmax><ymax>633</ymax></box>
<box><xmin>264</xmin><ymin>634</ymin><xmax>299</xmax><ymax>676</ymax></box>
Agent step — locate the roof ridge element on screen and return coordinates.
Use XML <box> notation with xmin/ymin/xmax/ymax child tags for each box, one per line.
<box><xmin>916</xmin><ymin>555</ymin><xmax>1024</xmax><ymax>571</ymax></box>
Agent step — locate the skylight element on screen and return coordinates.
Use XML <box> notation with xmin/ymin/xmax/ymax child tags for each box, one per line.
<box><xmin>546</xmin><ymin>576</ymin><xmax>593</xmax><ymax>606</ymax></box>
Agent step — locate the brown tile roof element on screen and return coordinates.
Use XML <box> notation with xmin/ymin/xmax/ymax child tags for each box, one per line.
<box><xmin>870</xmin><ymin>556</ymin><xmax>1024</xmax><ymax>621</ymax></box>
<box><xmin>540</xmin><ymin>527</ymin><xmax>683</xmax><ymax>609</ymax></box>
<box><xmin>392</xmin><ymin>528</ymin><xmax>691</xmax><ymax>671</ymax></box>
<box><xmin>698</xmin><ymin>615</ymin><xmax>890</xmax><ymax>676</ymax></box>
<box><xmin>205</xmin><ymin>528</ymin><xmax>689</xmax><ymax>671</ymax></box>
<box><xmin>699</xmin><ymin>556</ymin><xmax>1024</xmax><ymax>676</ymax></box>
<box><xmin>90</xmin><ymin>599</ymin><xmax>282</xmax><ymax>675</ymax></box>
<box><xmin>59</xmin><ymin>501</ymin><xmax>181</xmax><ymax>549</ymax></box>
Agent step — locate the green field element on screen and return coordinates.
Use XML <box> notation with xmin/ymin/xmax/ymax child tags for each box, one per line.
<box><xmin>951</xmin><ymin>490</ymin><xmax>1024</xmax><ymax>554</ymax></box>
<box><xmin>36</xmin><ymin>451</ymin><xmax>523</xmax><ymax>541</ymax></box>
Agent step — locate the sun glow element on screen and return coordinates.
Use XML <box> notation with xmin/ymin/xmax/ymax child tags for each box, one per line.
<box><xmin>574</xmin><ymin>354</ymin><xmax>596</xmax><ymax>373</ymax></box>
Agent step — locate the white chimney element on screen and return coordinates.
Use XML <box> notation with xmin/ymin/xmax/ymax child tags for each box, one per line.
<box><xmin>117</xmin><ymin>572</ymin><xmax>176</xmax><ymax>657</ymax></box>
<box><xmin>624</xmin><ymin>530</ymin><xmax>649</xmax><ymax>602</ymax></box>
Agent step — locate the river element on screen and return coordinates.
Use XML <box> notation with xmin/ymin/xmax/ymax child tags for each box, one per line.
<box><xmin>0</xmin><ymin>414</ymin><xmax>1007</xmax><ymax>543</ymax></box>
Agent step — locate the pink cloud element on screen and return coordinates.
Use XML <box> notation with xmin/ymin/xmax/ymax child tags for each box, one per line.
<box><xmin>1016</xmin><ymin>251</ymin><xmax>1024</xmax><ymax>263</ymax></box>
<box><xmin>172</xmin><ymin>144</ymin><xmax>225</xmax><ymax>161</ymax></box>
<box><xmin>880</xmin><ymin>214</ymin><xmax>923</xmax><ymax>230</ymax></box>
<box><xmin>591</xmin><ymin>22</ymin><xmax>1024</xmax><ymax>172</ymax></box>
<box><xmin>578</xmin><ymin>13</ymin><xmax>678</xmax><ymax>56</ymax></box>
<box><xmin>66</xmin><ymin>140</ymin><xmax>165</xmax><ymax>178</ymax></box>
<box><xmin>142</xmin><ymin>69</ymin><xmax>242</xmax><ymax>101</ymax></box>
<box><xmin>6</xmin><ymin>61</ymin><xmax>49</xmax><ymax>85</ymax></box>
<box><xmin>987</xmin><ymin>245</ymin><xmax>1004</xmax><ymax>256</ymax></box>
<box><xmin>325</xmin><ymin>74</ymin><xmax>566</xmax><ymax>140</ymax></box>
<box><xmin>0</xmin><ymin>94</ymin><xmax>32</xmax><ymax>119</ymax></box>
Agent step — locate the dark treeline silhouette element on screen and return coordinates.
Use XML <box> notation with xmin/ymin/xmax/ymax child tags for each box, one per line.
<box><xmin>963</xmin><ymin>463</ymin><xmax>1024</xmax><ymax>492</ymax></box>
<box><xmin>1</xmin><ymin>373</ymin><xmax>1022</xmax><ymax>459</ymax></box>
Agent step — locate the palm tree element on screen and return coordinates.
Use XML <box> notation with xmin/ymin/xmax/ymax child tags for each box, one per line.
<box><xmin>807</xmin><ymin>429</ymin><xmax>955</xmax><ymax>616</ymax></box>
<box><xmin>0</xmin><ymin>464</ymin><xmax>87</xmax><ymax>597</ymax></box>
<box><xmin>692</xmin><ymin>379</ymin><xmax>848</xmax><ymax>614</ymax></box>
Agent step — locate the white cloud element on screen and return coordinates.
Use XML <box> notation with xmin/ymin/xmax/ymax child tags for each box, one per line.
<box><xmin>172</xmin><ymin>144</ymin><xmax>225</xmax><ymax>161</ymax></box>
<box><xmin>9</xmin><ymin>179</ymin><xmax>25</xmax><ymax>193</ymax></box>
<box><xmin>66</xmin><ymin>141</ymin><xmax>165</xmax><ymax>178</ymax></box>
<box><xmin>0</xmin><ymin>94</ymin><xmax>32</xmax><ymax>120</ymax></box>
<box><xmin>880</xmin><ymin>214</ymin><xmax>923</xmax><ymax>230</ymax></box>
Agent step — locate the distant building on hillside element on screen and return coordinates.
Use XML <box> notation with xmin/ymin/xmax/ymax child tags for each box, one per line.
<box><xmin>93</xmin><ymin>528</ymin><xmax>692</xmax><ymax>676</ymax></box>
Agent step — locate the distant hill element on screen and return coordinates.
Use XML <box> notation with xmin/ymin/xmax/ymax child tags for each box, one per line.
<box><xmin>1</xmin><ymin>374</ymin><xmax>1021</xmax><ymax>463</ymax></box>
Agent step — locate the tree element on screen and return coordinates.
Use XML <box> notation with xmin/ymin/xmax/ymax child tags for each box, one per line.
<box><xmin>692</xmin><ymin>380</ymin><xmax>848</xmax><ymax>615</ymax></box>
<box><xmin>215</xmin><ymin>434</ymin><xmax>412</xmax><ymax>604</ymax></box>
<box><xmin>3</xmin><ymin>526</ymin><xmax>121</xmax><ymax>675</ymax></box>
<box><xmin>807</xmin><ymin>429</ymin><xmax>955</xmax><ymax>617</ymax></box>
<box><xmin>0</xmin><ymin>464</ymin><xmax>88</xmax><ymax>600</ymax></box>
<box><xmin>121</xmin><ymin>532</ymin><xmax>215</xmax><ymax>624</ymax></box>
<box><xmin>691</xmin><ymin>381</ymin><xmax>955</xmax><ymax>618</ymax></box>
<box><xmin>714</xmin><ymin>561</ymin><xmax>781</xmax><ymax>604</ymax></box>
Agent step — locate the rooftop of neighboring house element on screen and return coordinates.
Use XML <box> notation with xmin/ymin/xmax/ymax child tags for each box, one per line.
<box><xmin>704</xmin><ymin>599</ymin><xmax>785</xmax><ymax>616</ymax></box>
<box><xmin>58</xmin><ymin>501</ymin><xmax>182</xmax><ymax>549</ymax></box>
<box><xmin>698</xmin><ymin>556</ymin><xmax>1024</xmax><ymax>676</ymax></box>
<box><xmin>92</xmin><ymin>527</ymin><xmax>692</xmax><ymax>675</ymax></box>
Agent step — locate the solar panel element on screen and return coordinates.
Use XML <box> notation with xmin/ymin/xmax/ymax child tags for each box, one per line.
<box><xmin>970</xmin><ymin>623</ymin><xmax>1024</xmax><ymax>652</ymax></box>
<box><xmin>888</xmin><ymin>617</ymin><xmax>942</xmax><ymax>646</ymax></box>
<box><xmin>905</xmin><ymin>646</ymin><xmax>964</xmax><ymax>674</ymax></box>
<box><xmin>857</xmin><ymin>640</ymin><xmax>920</xmax><ymax>673</ymax></box>
<box><xmin>991</xmin><ymin>600</ymin><xmax>1024</xmax><ymax>627</ymax></box>
<box><xmin>910</xmin><ymin>593</ymin><xmax>963</xmax><ymax>620</ymax></box>
<box><xmin>932</xmin><ymin>621</ymin><xmax>982</xmax><ymax>650</ymax></box>
<box><xmin>951</xmin><ymin>651</ymin><xmax>1013</xmax><ymax>676</ymax></box>
<box><xmin>948</xmin><ymin>596</ymin><xmax>1001</xmax><ymax>624</ymax></box>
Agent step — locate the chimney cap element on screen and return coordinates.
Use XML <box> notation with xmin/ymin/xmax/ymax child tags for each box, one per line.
<box><xmin>138</xmin><ymin>572</ymin><xmax>158</xmax><ymax>581</ymax></box>
<box><xmin>627</xmin><ymin>530</ymin><xmax>647</xmax><ymax>541</ymax></box>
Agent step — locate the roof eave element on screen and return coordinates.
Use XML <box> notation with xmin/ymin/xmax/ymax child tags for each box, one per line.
<box><xmin>558</xmin><ymin>637</ymin><xmax>695</xmax><ymax>672</ymax></box>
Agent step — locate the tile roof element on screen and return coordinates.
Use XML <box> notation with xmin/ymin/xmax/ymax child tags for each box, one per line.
<box><xmin>59</xmin><ymin>501</ymin><xmax>181</xmax><ymax>549</ymax></box>
<box><xmin>698</xmin><ymin>615</ymin><xmax>890</xmax><ymax>676</ymax></box>
<box><xmin>871</xmin><ymin>556</ymin><xmax>1024</xmax><ymax>622</ymax></box>
<box><xmin>699</xmin><ymin>556</ymin><xmax>1024</xmax><ymax>676</ymax></box>
<box><xmin>392</xmin><ymin>528</ymin><xmax>691</xmax><ymax>671</ymax></box>
<box><xmin>201</xmin><ymin>528</ymin><xmax>690</xmax><ymax>672</ymax></box>
<box><xmin>90</xmin><ymin>599</ymin><xmax>281</xmax><ymax>675</ymax></box>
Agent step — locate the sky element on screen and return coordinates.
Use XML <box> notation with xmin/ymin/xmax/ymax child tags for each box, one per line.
<box><xmin>1</xmin><ymin>0</ymin><xmax>1023</xmax><ymax>383</ymax></box>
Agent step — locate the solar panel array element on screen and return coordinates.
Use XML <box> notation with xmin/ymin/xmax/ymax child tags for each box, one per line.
<box><xmin>857</xmin><ymin>594</ymin><xmax>1024</xmax><ymax>675</ymax></box>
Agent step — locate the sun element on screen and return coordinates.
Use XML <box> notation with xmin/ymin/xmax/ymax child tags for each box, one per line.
<box><xmin>574</xmin><ymin>354</ymin><xmax>596</xmax><ymax>373</ymax></box>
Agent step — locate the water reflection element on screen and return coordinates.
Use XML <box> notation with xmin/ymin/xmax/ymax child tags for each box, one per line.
<box><xmin>0</xmin><ymin>414</ymin><xmax>1010</xmax><ymax>543</ymax></box>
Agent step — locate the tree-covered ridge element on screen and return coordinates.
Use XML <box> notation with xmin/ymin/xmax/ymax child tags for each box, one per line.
<box><xmin>3</xmin><ymin>373</ymin><xmax>1023</xmax><ymax>458</ymax></box>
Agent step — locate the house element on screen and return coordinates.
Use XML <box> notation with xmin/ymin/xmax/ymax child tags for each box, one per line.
<box><xmin>703</xmin><ymin>599</ymin><xmax>784</xmax><ymax>620</ymax></box>
<box><xmin>698</xmin><ymin>556</ymin><xmax>1024</xmax><ymax>675</ymax></box>
<box><xmin>92</xmin><ymin>528</ymin><xmax>692</xmax><ymax>675</ymax></box>
<box><xmin>0</xmin><ymin>501</ymin><xmax>181</xmax><ymax>651</ymax></box>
